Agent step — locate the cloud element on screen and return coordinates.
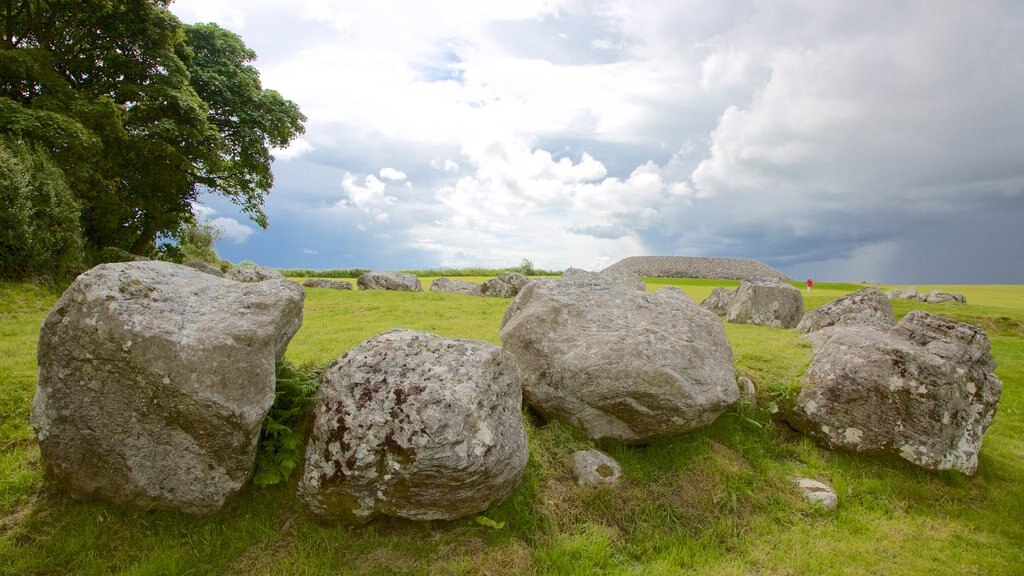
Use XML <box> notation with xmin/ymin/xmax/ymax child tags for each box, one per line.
<box><xmin>208</xmin><ymin>217</ymin><xmax>256</xmax><ymax>244</ymax></box>
<box><xmin>379</xmin><ymin>167</ymin><xmax>407</xmax><ymax>181</ymax></box>
<box><xmin>303</xmin><ymin>248</ymin><xmax>319</xmax><ymax>255</ymax></box>
<box><xmin>272</xmin><ymin>138</ymin><xmax>315</xmax><ymax>161</ymax></box>
<box><xmin>339</xmin><ymin>173</ymin><xmax>396</xmax><ymax>210</ymax></box>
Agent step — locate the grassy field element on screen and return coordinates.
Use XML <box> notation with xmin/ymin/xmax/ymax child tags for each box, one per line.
<box><xmin>1</xmin><ymin>277</ymin><xmax>1022</xmax><ymax>575</ymax></box>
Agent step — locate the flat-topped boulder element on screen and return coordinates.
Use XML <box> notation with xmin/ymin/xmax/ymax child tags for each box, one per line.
<box><xmin>791</xmin><ymin>311</ymin><xmax>1002</xmax><ymax>475</ymax></box>
<box><xmin>31</xmin><ymin>261</ymin><xmax>304</xmax><ymax>514</ymax></box>
<box><xmin>303</xmin><ymin>278</ymin><xmax>353</xmax><ymax>290</ymax></box>
<box><xmin>500</xmin><ymin>271</ymin><xmax>737</xmax><ymax>443</ymax></box>
<box><xmin>298</xmin><ymin>329</ymin><xmax>527</xmax><ymax>523</ymax></box>
<box><xmin>480</xmin><ymin>272</ymin><xmax>530</xmax><ymax>298</ymax></box>
<box><xmin>796</xmin><ymin>287</ymin><xmax>894</xmax><ymax>334</ymax></box>
<box><xmin>226</xmin><ymin>264</ymin><xmax>284</xmax><ymax>283</ymax></box>
<box><xmin>356</xmin><ymin>271</ymin><xmax>422</xmax><ymax>292</ymax></box>
<box><xmin>603</xmin><ymin>256</ymin><xmax>790</xmax><ymax>282</ymax></box>
<box><xmin>430</xmin><ymin>277</ymin><xmax>482</xmax><ymax>296</ymax></box>
<box><xmin>727</xmin><ymin>279</ymin><xmax>804</xmax><ymax>328</ymax></box>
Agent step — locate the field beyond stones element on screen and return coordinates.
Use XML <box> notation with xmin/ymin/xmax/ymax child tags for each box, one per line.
<box><xmin>2</xmin><ymin>277</ymin><xmax>1022</xmax><ymax>575</ymax></box>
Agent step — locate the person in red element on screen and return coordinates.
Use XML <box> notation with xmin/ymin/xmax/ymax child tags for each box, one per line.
<box><xmin>806</xmin><ymin>278</ymin><xmax>814</xmax><ymax>294</ymax></box>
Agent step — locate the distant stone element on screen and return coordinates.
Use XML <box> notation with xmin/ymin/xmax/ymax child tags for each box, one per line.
<box><xmin>794</xmin><ymin>478</ymin><xmax>838</xmax><ymax>510</ymax></box>
<box><xmin>791</xmin><ymin>311</ymin><xmax>1002</xmax><ymax>475</ymax></box>
<box><xmin>602</xmin><ymin>256</ymin><xmax>790</xmax><ymax>282</ymax></box>
<box><xmin>726</xmin><ymin>279</ymin><xmax>804</xmax><ymax>328</ymax></box>
<box><xmin>796</xmin><ymin>287</ymin><xmax>894</xmax><ymax>334</ymax></box>
<box><xmin>31</xmin><ymin>261</ymin><xmax>304</xmax><ymax>514</ymax></box>
<box><xmin>886</xmin><ymin>287</ymin><xmax>920</xmax><ymax>301</ymax></box>
<box><xmin>500</xmin><ymin>274</ymin><xmax>737</xmax><ymax>443</ymax></box>
<box><xmin>480</xmin><ymin>272</ymin><xmax>531</xmax><ymax>298</ymax></box>
<box><xmin>303</xmin><ymin>278</ymin><xmax>353</xmax><ymax>290</ymax></box>
<box><xmin>924</xmin><ymin>290</ymin><xmax>967</xmax><ymax>304</ymax></box>
<box><xmin>562</xmin><ymin>267</ymin><xmax>646</xmax><ymax>291</ymax></box>
<box><xmin>701</xmin><ymin>286</ymin><xmax>737</xmax><ymax>316</ymax></box>
<box><xmin>185</xmin><ymin>260</ymin><xmax>224</xmax><ymax>278</ymax></box>
<box><xmin>571</xmin><ymin>450</ymin><xmax>622</xmax><ymax>486</ymax></box>
<box><xmin>297</xmin><ymin>329</ymin><xmax>527</xmax><ymax>523</ymax></box>
<box><xmin>226</xmin><ymin>264</ymin><xmax>285</xmax><ymax>283</ymax></box>
<box><xmin>356</xmin><ymin>271</ymin><xmax>422</xmax><ymax>292</ymax></box>
<box><xmin>430</xmin><ymin>277</ymin><xmax>482</xmax><ymax>296</ymax></box>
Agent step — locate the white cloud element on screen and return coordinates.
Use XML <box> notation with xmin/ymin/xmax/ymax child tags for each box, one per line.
<box><xmin>339</xmin><ymin>173</ymin><xmax>396</xmax><ymax>210</ymax></box>
<box><xmin>208</xmin><ymin>217</ymin><xmax>256</xmax><ymax>244</ymax></box>
<box><xmin>379</xmin><ymin>167</ymin><xmax>407</xmax><ymax>181</ymax></box>
<box><xmin>303</xmin><ymin>248</ymin><xmax>319</xmax><ymax>255</ymax></box>
<box><xmin>271</xmin><ymin>138</ymin><xmax>315</xmax><ymax>161</ymax></box>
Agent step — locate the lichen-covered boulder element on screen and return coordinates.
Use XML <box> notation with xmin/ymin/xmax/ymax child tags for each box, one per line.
<box><xmin>791</xmin><ymin>311</ymin><xmax>1001</xmax><ymax>475</ymax></box>
<box><xmin>480</xmin><ymin>272</ymin><xmax>530</xmax><ymax>298</ymax></box>
<box><xmin>924</xmin><ymin>290</ymin><xmax>967</xmax><ymax>304</ymax></box>
<box><xmin>429</xmin><ymin>277</ymin><xmax>482</xmax><ymax>296</ymax></box>
<box><xmin>701</xmin><ymin>286</ymin><xmax>736</xmax><ymax>316</ymax></box>
<box><xmin>727</xmin><ymin>279</ymin><xmax>804</xmax><ymax>328</ymax></box>
<box><xmin>356</xmin><ymin>271</ymin><xmax>422</xmax><ymax>292</ymax></box>
<box><xmin>226</xmin><ymin>264</ymin><xmax>285</xmax><ymax>283</ymax></box>
<box><xmin>303</xmin><ymin>278</ymin><xmax>353</xmax><ymax>290</ymax></box>
<box><xmin>796</xmin><ymin>287</ymin><xmax>894</xmax><ymax>334</ymax></box>
<box><xmin>571</xmin><ymin>450</ymin><xmax>622</xmax><ymax>486</ymax></box>
<box><xmin>31</xmin><ymin>261</ymin><xmax>304</xmax><ymax>514</ymax></box>
<box><xmin>185</xmin><ymin>260</ymin><xmax>224</xmax><ymax>278</ymax></box>
<box><xmin>297</xmin><ymin>329</ymin><xmax>527</xmax><ymax>523</ymax></box>
<box><xmin>886</xmin><ymin>287</ymin><xmax>920</xmax><ymax>301</ymax></box>
<box><xmin>562</xmin><ymin>267</ymin><xmax>646</xmax><ymax>291</ymax></box>
<box><xmin>500</xmin><ymin>272</ymin><xmax>737</xmax><ymax>443</ymax></box>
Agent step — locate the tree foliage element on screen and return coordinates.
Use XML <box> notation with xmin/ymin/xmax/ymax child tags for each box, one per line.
<box><xmin>0</xmin><ymin>0</ymin><xmax>305</xmax><ymax>268</ymax></box>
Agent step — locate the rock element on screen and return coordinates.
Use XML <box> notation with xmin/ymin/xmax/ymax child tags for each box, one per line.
<box><xmin>562</xmin><ymin>267</ymin><xmax>646</xmax><ymax>291</ymax></box>
<box><xmin>791</xmin><ymin>311</ymin><xmax>1002</xmax><ymax>475</ymax></box>
<box><xmin>701</xmin><ymin>286</ymin><xmax>736</xmax><ymax>316</ymax></box>
<box><xmin>924</xmin><ymin>290</ymin><xmax>967</xmax><ymax>304</ymax></box>
<box><xmin>303</xmin><ymin>278</ymin><xmax>353</xmax><ymax>290</ymax></box>
<box><xmin>480</xmin><ymin>272</ymin><xmax>531</xmax><ymax>298</ymax></box>
<box><xmin>185</xmin><ymin>260</ymin><xmax>224</xmax><ymax>278</ymax></box>
<box><xmin>794</xmin><ymin>478</ymin><xmax>838</xmax><ymax>510</ymax></box>
<box><xmin>603</xmin><ymin>256</ymin><xmax>790</xmax><ymax>282</ymax></box>
<box><xmin>796</xmin><ymin>287</ymin><xmax>894</xmax><ymax>334</ymax></box>
<box><xmin>356</xmin><ymin>271</ymin><xmax>423</xmax><ymax>292</ymax></box>
<box><xmin>31</xmin><ymin>261</ymin><xmax>304</xmax><ymax>514</ymax></box>
<box><xmin>726</xmin><ymin>279</ymin><xmax>804</xmax><ymax>328</ymax></box>
<box><xmin>886</xmin><ymin>287</ymin><xmax>920</xmax><ymax>301</ymax></box>
<box><xmin>297</xmin><ymin>329</ymin><xmax>527</xmax><ymax>523</ymax></box>
<box><xmin>571</xmin><ymin>450</ymin><xmax>622</xmax><ymax>486</ymax></box>
<box><xmin>430</xmin><ymin>277</ymin><xmax>482</xmax><ymax>296</ymax></box>
<box><xmin>500</xmin><ymin>274</ymin><xmax>738</xmax><ymax>443</ymax></box>
<box><xmin>226</xmin><ymin>264</ymin><xmax>285</xmax><ymax>283</ymax></box>
<box><xmin>737</xmin><ymin>377</ymin><xmax>757</xmax><ymax>409</ymax></box>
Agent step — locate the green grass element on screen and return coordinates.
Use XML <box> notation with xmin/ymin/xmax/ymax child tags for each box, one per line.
<box><xmin>1</xmin><ymin>278</ymin><xmax>1022</xmax><ymax>575</ymax></box>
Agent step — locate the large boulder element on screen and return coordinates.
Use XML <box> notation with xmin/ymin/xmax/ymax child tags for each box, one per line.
<box><xmin>303</xmin><ymin>278</ymin><xmax>353</xmax><ymax>290</ymax></box>
<box><xmin>791</xmin><ymin>311</ymin><xmax>1002</xmax><ymax>475</ymax></box>
<box><xmin>356</xmin><ymin>271</ymin><xmax>422</xmax><ymax>292</ymax></box>
<box><xmin>226</xmin><ymin>264</ymin><xmax>285</xmax><ymax>283</ymax></box>
<box><xmin>796</xmin><ymin>287</ymin><xmax>894</xmax><ymax>334</ymax></box>
<box><xmin>701</xmin><ymin>286</ymin><xmax>736</xmax><ymax>316</ymax></box>
<box><xmin>298</xmin><ymin>329</ymin><xmax>527</xmax><ymax>523</ymax></box>
<box><xmin>726</xmin><ymin>279</ymin><xmax>804</xmax><ymax>328</ymax></box>
<box><xmin>562</xmin><ymin>267</ymin><xmax>646</xmax><ymax>291</ymax></box>
<box><xmin>185</xmin><ymin>260</ymin><xmax>224</xmax><ymax>278</ymax></box>
<box><xmin>480</xmin><ymin>272</ymin><xmax>531</xmax><ymax>298</ymax></box>
<box><xmin>499</xmin><ymin>271</ymin><xmax>738</xmax><ymax>443</ymax></box>
<box><xmin>430</xmin><ymin>277</ymin><xmax>482</xmax><ymax>296</ymax></box>
<box><xmin>31</xmin><ymin>261</ymin><xmax>304</xmax><ymax>514</ymax></box>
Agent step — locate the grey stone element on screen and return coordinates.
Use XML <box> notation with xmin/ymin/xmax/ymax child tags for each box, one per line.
<box><xmin>571</xmin><ymin>450</ymin><xmax>622</xmax><ymax>486</ymax></box>
<box><xmin>500</xmin><ymin>274</ymin><xmax>738</xmax><ymax>443</ymax></box>
<box><xmin>796</xmin><ymin>287</ymin><xmax>894</xmax><ymax>334</ymax></box>
<box><xmin>701</xmin><ymin>286</ymin><xmax>736</xmax><ymax>316</ymax></box>
<box><xmin>924</xmin><ymin>290</ymin><xmax>967</xmax><ymax>304</ymax></box>
<box><xmin>794</xmin><ymin>478</ymin><xmax>838</xmax><ymax>510</ymax></box>
<box><xmin>480</xmin><ymin>272</ymin><xmax>531</xmax><ymax>298</ymax></box>
<box><xmin>429</xmin><ymin>277</ymin><xmax>482</xmax><ymax>296</ymax></box>
<box><xmin>727</xmin><ymin>279</ymin><xmax>804</xmax><ymax>328</ymax></box>
<box><xmin>31</xmin><ymin>261</ymin><xmax>304</xmax><ymax>514</ymax></box>
<box><xmin>185</xmin><ymin>260</ymin><xmax>224</xmax><ymax>278</ymax></box>
<box><xmin>303</xmin><ymin>278</ymin><xmax>353</xmax><ymax>290</ymax></box>
<box><xmin>886</xmin><ymin>287</ymin><xmax>920</xmax><ymax>301</ymax></box>
<box><xmin>226</xmin><ymin>264</ymin><xmax>285</xmax><ymax>283</ymax></box>
<box><xmin>791</xmin><ymin>311</ymin><xmax>1002</xmax><ymax>475</ymax></box>
<box><xmin>297</xmin><ymin>329</ymin><xmax>527</xmax><ymax>523</ymax></box>
<box><xmin>562</xmin><ymin>267</ymin><xmax>646</xmax><ymax>291</ymax></box>
<box><xmin>602</xmin><ymin>256</ymin><xmax>790</xmax><ymax>282</ymax></box>
<box><xmin>737</xmin><ymin>376</ymin><xmax>757</xmax><ymax>409</ymax></box>
<box><xmin>356</xmin><ymin>271</ymin><xmax>422</xmax><ymax>292</ymax></box>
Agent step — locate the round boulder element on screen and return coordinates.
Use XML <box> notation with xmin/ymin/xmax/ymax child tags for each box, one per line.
<box><xmin>356</xmin><ymin>271</ymin><xmax>422</xmax><ymax>292</ymax></box>
<box><xmin>297</xmin><ymin>329</ymin><xmax>527</xmax><ymax>523</ymax></box>
<box><xmin>500</xmin><ymin>271</ymin><xmax>738</xmax><ymax>443</ymax></box>
<box><xmin>31</xmin><ymin>261</ymin><xmax>304</xmax><ymax>514</ymax></box>
<box><xmin>430</xmin><ymin>277</ymin><xmax>482</xmax><ymax>296</ymax></box>
<box><xmin>727</xmin><ymin>279</ymin><xmax>804</xmax><ymax>328</ymax></box>
<box><xmin>796</xmin><ymin>287</ymin><xmax>894</xmax><ymax>334</ymax></box>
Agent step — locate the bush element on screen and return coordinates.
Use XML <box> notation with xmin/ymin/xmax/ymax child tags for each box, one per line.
<box><xmin>96</xmin><ymin>246</ymin><xmax>139</xmax><ymax>264</ymax></box>
<box><xmin>0</xmin><ymin>136</ymin><xmax>84</xmax><ymax>283</ymax></box>
<box><xmin>253</xmin><ymin>362</ymin><xmax>320</xmax><ymax>486</ymax></box>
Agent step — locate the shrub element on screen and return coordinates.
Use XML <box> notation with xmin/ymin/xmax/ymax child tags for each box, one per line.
<box><xmin>253</xmin><ymin>362</ymin><xmax>320</xmax><ymax>486</ymax></box>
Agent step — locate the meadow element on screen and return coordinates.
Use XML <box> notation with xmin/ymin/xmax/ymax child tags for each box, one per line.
<box><xmin>1</xmin><ymin>276</ymin><xmax>1022</xmax><ymax>575</ymax></box>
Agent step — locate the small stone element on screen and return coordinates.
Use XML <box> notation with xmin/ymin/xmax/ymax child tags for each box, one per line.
<box><xmin>794</xmin><ymin>477</ymin><xmax>838</xmax><ymax>510</ymax></box>
<box><xmin>737</xmin><ymin>377</ymin><xmax>757</xmax><ymax>408</ymax></box>
<box><xmin>571</xmin><ymin>450</ymin><xmax>622</xmax><ymax>486</ymax></box>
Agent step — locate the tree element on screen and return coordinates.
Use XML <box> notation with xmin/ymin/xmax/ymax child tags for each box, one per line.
<box><xmin>0</xmin><ymin>0</ymin><xmax>305</xmax><ymax>262</ymax></box>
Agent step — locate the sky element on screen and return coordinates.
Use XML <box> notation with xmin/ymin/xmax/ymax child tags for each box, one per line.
<box><xmin>169</xmin><ymin>0</ymin><xmax>1024</xmax><ymax>283</ymax></box>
